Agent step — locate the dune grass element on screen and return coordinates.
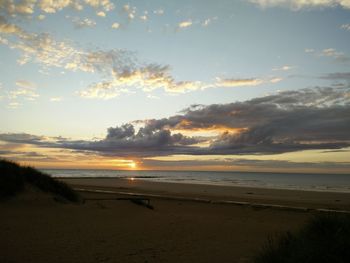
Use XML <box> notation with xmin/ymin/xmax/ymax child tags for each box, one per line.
<box><xmin>255</xmin><ymin>213</ymin><xmax>350</xmax><ymax>263</ymax></box>
<box><xmin>0</xmin><ymin>159</ymin><xmax>80</xmax><ymax>202</ymax></box>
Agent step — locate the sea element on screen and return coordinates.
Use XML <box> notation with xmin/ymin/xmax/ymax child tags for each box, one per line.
<box><xmin>42</xmin><ymin>169</ymin><xmax>350</xmax><ymax>193</ymax></box>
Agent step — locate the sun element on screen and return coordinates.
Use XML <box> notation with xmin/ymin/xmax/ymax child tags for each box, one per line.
<box><xmin>128</xmin><ymin>162</ymin><xmax>137</xmax><ymax>169</ymax></box>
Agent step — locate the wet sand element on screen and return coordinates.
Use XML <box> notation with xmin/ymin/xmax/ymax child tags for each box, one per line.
<box><xmin>1</xmin><ymin>178</ymin><xmax>350</xmax><ymax>263</ymax></box>
<box><xmin>63</xmin><ymin>178</ymin><xmax>350</xmax><ymax>211</ymax></box>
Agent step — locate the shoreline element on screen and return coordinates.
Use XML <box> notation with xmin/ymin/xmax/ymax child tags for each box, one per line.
<box><xmin>55</xmin><ymin>176</ymin><xmax>350</xmax><ymax>194</ymax></box>
<box><xmin>74</xmin><ymin>187</ymin><xmax>350</xmax><ymax>214</ymax></box>
<box><xmin>61</xmin><ymin>178</ymin><xmax>350</xmax><ymax>211</ymax></box>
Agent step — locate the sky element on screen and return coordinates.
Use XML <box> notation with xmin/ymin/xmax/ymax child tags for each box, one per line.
<box><xmin>0</xmin><ymin>0</ymin><xmax>350</xmax><ymax>173</ymax></box>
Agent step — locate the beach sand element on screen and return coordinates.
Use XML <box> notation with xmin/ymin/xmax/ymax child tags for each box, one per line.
<box><xmin>1</xmin><ymin>178</ymin><xmax>350</xmax><ymax>263</ymax></box>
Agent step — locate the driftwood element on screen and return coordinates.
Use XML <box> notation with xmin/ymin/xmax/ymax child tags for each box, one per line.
<box><xmin>84</xmin><ymin>197</ymin><xmax>153</xmax><ymax>209</ymax></box>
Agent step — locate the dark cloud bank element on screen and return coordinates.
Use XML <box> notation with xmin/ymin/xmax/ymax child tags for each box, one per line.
<box><xmin>1</xmin><ymin>87</ymin><xmax>350</xmax><ymax>158</ymax></box>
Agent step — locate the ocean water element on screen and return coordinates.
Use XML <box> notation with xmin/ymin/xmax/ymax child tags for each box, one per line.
<box><xmin>42</xmin><ymin>169</ymin><xmax>350</xmax><ymax>193</ymax></box>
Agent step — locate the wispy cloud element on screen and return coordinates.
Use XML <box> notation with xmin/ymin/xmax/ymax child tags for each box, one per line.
<box><xmin>50</xmin><ymin>97</ymin><xmax>63</xmax><ymax>102</ymax></box>
<box><xmin>122</xmin><ymin>4</ymin><xmax>136</xmax><ymax>20</ymax></box>
<box><xmin>214</xmin><ymin>77</ymin><xmax>282</xmax><ymax>88</ymax></box>
<box><xmin>71</xmin><ymin>17</ymin><xmax>96</xmax><ymax>28</ymax></box>
<box><xmin>272</xmin><ymin>65</ymin><xmax>294</xmax><ymax>71</ymax></box>
<box><xmin>320</xmin><ymin>72</ymin><xmax>350</xmax><ymax>81</ymax></box>
<box><xmin>139</xmin><ymin>13</ymin><xmax>148</xmax><ymax>21</ymax></box>
<box><xmin>78</xmin><ymin>64</ymin><xmax>280</xmax><ymax>99</ymax></box>
<box><xmin>7</xmin><ymin>102</ymin><xmax>21</xmax><ymax>109</ymax></box>
<box><xmin>0</xmin><ymin>0</ymin><xmax>115</xmax><ymax>16</ymax></box>
<box><xmin>341</xmin><ymin>24</ymin><xmax>350</xmax><ymax>31</ymax></box>
<box><xmin>10</xmin><ymin>80</ymin><xmax>39</xmax><ymax>100</ymax></box>
<box><xmin>305</xmin><ymin>48</ymin><xmax>350</xmax><ymax>63</ymax></box>
<box><xmin>15</xmin><ymin>80</ymin><xmax>37</xmax><ymax>90</ymax></box>
<box><xmin>215</xmin><ymin>78</ymin><xmax>264</xmax><ymax>87</ymax></box>
<box><xmin>201</xmin><ymin>17</ymin><xmax>217</xmax><ymax>27</ymax></box>
<box><xmin>37</xmin><ymin>14</ymin><xmax>45</xmax><ymax>20</ymax></box>
<box><xmin>79</xmin><ymin>64</ymin><xmax>205</xmax><ymax>99</ymax></box>
<box><xmin>320</xmin><ymin>48</ymin><xmax>350</xmax><ymax>62</ymax></box>
<box><xmin>0</xmin><ymin>12</ymin><xmax>281</xmax><ymax>100</ymax></box>
<box><xmin>250</xmin><ymin>0</ymin><xmax>350</xmax><ymax>10</ymax></box>
<box><xmin>153</xmin><ymin>9</ymin><xmax>164</xmax><ymax>15</ymax></box>
<box><xmin>1</xmin><ymin>80</ymin><xmax>40</xmax><ymax>108</ymax></box>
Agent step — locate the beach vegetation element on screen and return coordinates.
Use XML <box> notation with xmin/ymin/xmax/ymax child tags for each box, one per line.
<box><xmin>255</xmin><ymin>213</ymin><xmax>350</xmax><ymax>263</ymax></box>
<box><xmin>0</xmin><ymin>159</ymin><xmax>80</xmax><ymax>202</ymax></box>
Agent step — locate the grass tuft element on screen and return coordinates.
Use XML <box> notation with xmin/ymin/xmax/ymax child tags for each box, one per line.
<box><xmin>254</xmin><ymin>213</ymin><xmax>350</xmax><ymax>263</ymax></box>
<box><xmin>0</xmin><ymin>159</ymin><xmax>80</xmax><ymax>202</ymax></box>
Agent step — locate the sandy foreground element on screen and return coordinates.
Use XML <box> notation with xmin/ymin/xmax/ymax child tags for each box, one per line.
<box><xmin>1</xmin><ymin>178</ymin><xmax>350</xmax><ymax>263</ymax></box>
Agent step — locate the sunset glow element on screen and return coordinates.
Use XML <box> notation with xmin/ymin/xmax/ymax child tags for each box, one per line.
<box><xmin>0</xmin><ymin>0</ymin><xmax>349</xmax><ymax>173</ymax></box>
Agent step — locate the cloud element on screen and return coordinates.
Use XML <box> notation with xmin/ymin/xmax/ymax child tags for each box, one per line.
<box><xmin>0</xmin><ymin>19</ymin><xmax>90</xmax><ymax>70</ymax></box>
<box><xmin>321</xmin><ymin>48</ymin><xmax>344</xmax><ymax>57</ymax></box>
<box><xmin>0</xmin><ymin>0</ymin><xmax>36</xmax><ymax>15</ymax></box>
<box><xmin>85</xmin><ymin>0</ymin><xmax>114</xmax><ymax>11</ymax></box>
<box><xmin>0</xmin><ymin>80</ymin><xmax>39</xmax><ymax>108</ymax></box>
<box><xmin>122</xmin><ymin>4</ymin><xmax>136</xmax><ymax>20</ymax></box>
<box><xmin>79</xmin><ymin>80</ymin><xmax>128</xmax><ymax>99</ymax></box>
<box><xmin>71</xmin><ymin>17</ymin><xmax>96</xmax><ymax>28</ymax></box>
<box><xmin>50</xmin><ymin>97</ymin><xmax>62</xmax><ymax>102</ymax></box>
<box><xmin>305</xmin><ymin>48</ymin><xmax>350</xmax><ymax>63</ymax></box>
<box><xmin>0</xmin><ymin>0</ymin><xmax>115</xmax><ymax>16</ymax></box>
<box><xmin>320</xmin><ymin>48</ymin><xmax>350</xmax><ymax>62</ymax></box>
<box><xmin>147</xmin><ymin>94</ymin><xmax>160</xmax><ymax>99</ymax></box>
<box><xmin>0</xmin><ymin>19</ymin><xmax>138</xmax><ymax>76</ymax></box>
<box><xmin>1</xmin><ymin>12</ymin><xmax>280</xmax><ymax>99</ymax></box>
<box><xmin>214</xmin><ymin>77</ymin><xmax>282</xmax><ymax>88</ymax></box>
<box><xmin>15</xmin><ymin>33</ymin><xmax>81</xmax><ymax>67</ymax></box>
<box><xmin>153</xmin><ymin>9</ymin><xmax>164</xmax><ymax>15</ymax></box>
<box><xmin>1</xmin><ymin>87</ymin><xmax>349</xmax><ymax>157</ymax></box>
<box><xmin>139</xmin><ymin>14</ymin><xmax>148</xmax><ymax>21</ymax></box>
<box><xmin>178</xmin><ymin>20</ymin><xmax>192</xmax><ymax>29</ymax></box>
<box><xmin>9</xmin><ymin>80</ymin><xmax>39</xmax><ymax>101</ymax></box>
<box><xmin>78</xmin><ymin>62</ymin><xmax>278</xmax><ymax>99</ymax></box>
<box><xmin>120</xmin><ymin>86</ymin><xmax>350</xmax><ymax>156</ymax></box>
<box><xmin>1</xmin><ymin>17</ymin><xmax>209</xmax><ymax>97</ymax></box>
<box><xmin>341</xmin><ymin>24</ymin><xmax>350</xmax><ymax>30</ymax></box>
<box><xmin>15</xmin><ymin>80</ymin><xmax>36</xmax><ymax>89</ymax></box>
<box><xmin>320</xmin><ymin>72</ymin><xmax>350</xmax><ymax>81</ymax></box>
<box><xmin>79</xmin><ymin>63</ymin><xmax>206</xmax><ymax>98</ymax></box>
<box><xmin>0</xmin><ymin>133</ymin><xmax>45</xmax><ymax>144</ymax></box>
<box><xmin>250</xmin><ymin>0</ymin><xmax>350</xmax><ymax>10</ymax></box>
<box><xmin>96</xmin><ymin>11</ymin><xmax>105</xmax><ymax>17</ymax></box>
<box><xmin>0</xmin><ymin>15</ymin><xmax>24</xmax><ymax>35</ymax></box>
<box><xmin>272</xmin><ymin>65</ymin><xmax>294</xmax><ymax>71</ymax></box>
<box><xmin>270</xmin><ymin>77</ymin><xmax>283</xmax><ymax>83</ymax></box>
<box><xmin>201</xmin><ymin>17</ymin><xmax>217</xmax><ymax>27</ymax></box>
<box><xmin>38</xmin><ymin>0</ymin><xmax>72</xmax><ymax>13</ymax></box>
<box><xmin>215</xmin><ymin>78</ymin><xmax>264</xmax><ymax>87</ymax></box>
<box><xmin>78</xmin><ymin>64</ymin><xmax>281</xmax><ymax>98</ymax></box>
<box><xmin>111</xmin><ymin>22</ymin><xmax>120</xmax><ymax>29</ymax></box>
<box><xmin>7</xmin><ymin>102</ymin><xmax>20</xmax><ymax>109</ymax></box>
